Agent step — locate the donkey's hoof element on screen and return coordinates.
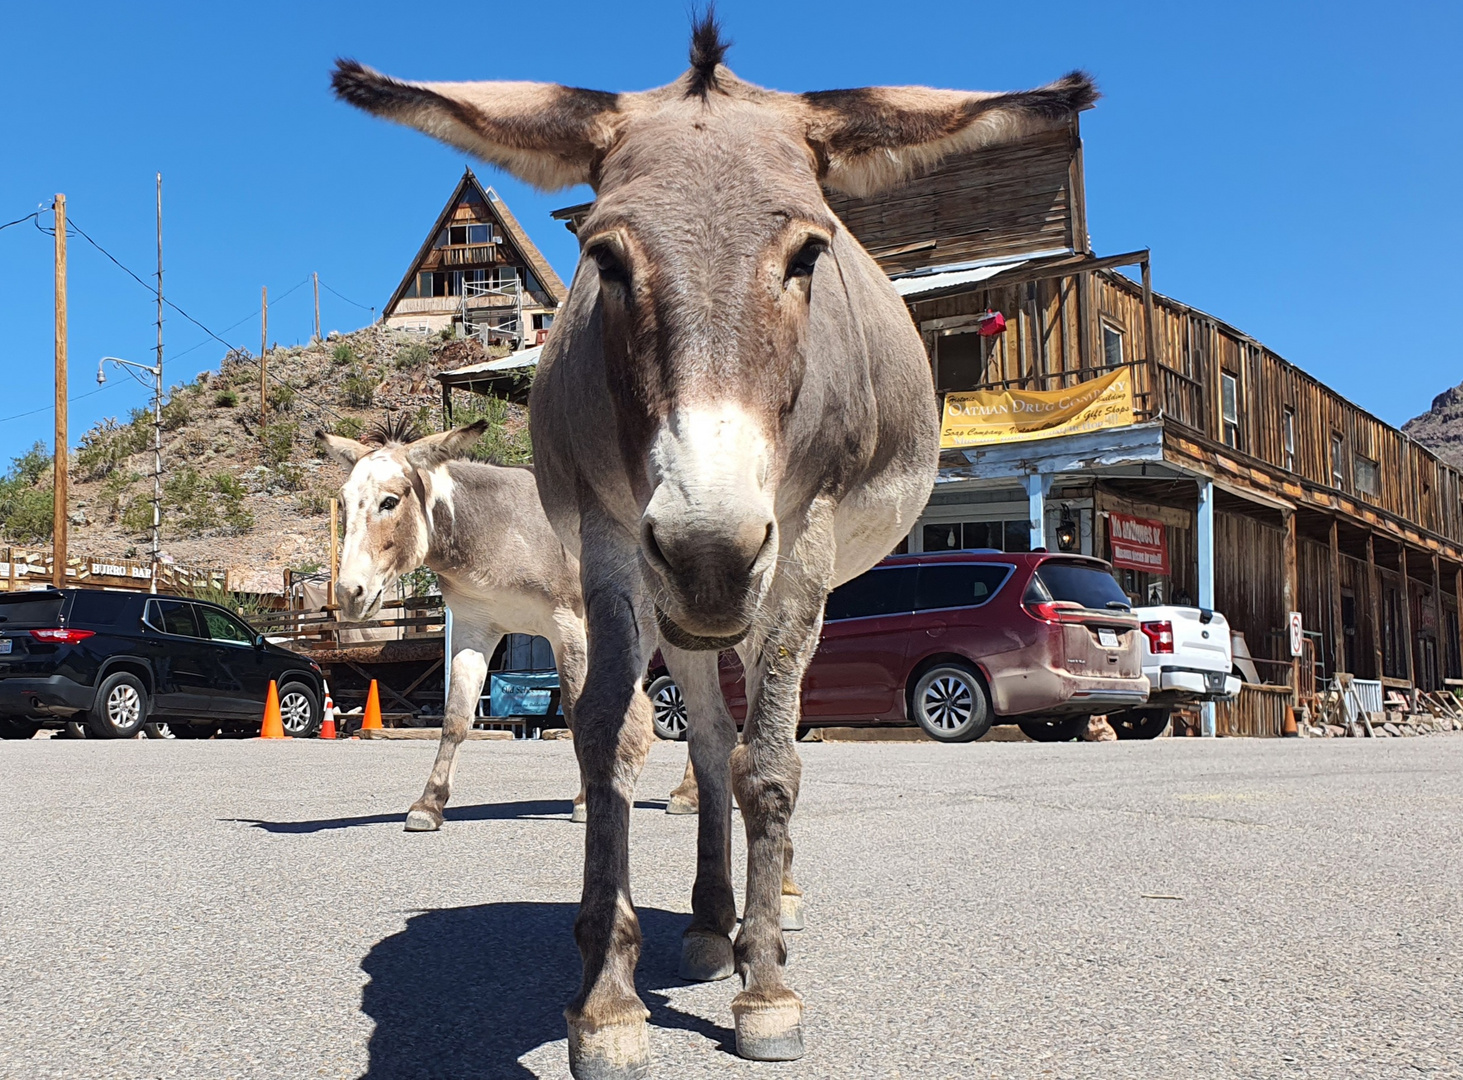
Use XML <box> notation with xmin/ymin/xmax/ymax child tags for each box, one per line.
<box><xmin>570</xmin><ymin>801</ymin><xmax>587</xmax><ymax>824</ymax></box>
<box><xmin>665</xmin><ymin>793</ymin><xmax>699</xmax><ymax>815</ymax></box>
<box><xmin>780</xmin><ymin>892</ymin><xmax>805</xmax><ymax>931</ymax></box>
<box><xmin>678</xmin><ymin>930</ymin><xmax>734</xmax><ymax>982</ymax></box>
<box><xmin>404</xmin><ymin>808</ymin><xmax>442</xmax><ymax>832</ymax></box>
<box><xmin>566</xmin><ymin>1017</ymin><xmax>650</xmax><ymax>1080</ymax></box>
<box><xmin>732</xmin><ymin>992</ymin><xmax>805</xmax><ymax>1061</ymax></box>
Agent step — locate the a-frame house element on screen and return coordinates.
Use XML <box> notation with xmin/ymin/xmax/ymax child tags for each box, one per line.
<box><xmin>382</xmin><ymin>169</ymin><xmax>565</xmax><ymax>348</ymax></box>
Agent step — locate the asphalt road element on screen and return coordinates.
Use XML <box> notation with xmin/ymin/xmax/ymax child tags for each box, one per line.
<box><xmin>1</xmin><ymin>734</ymin><xmax>1460</xmax><ymax>1080</ymax></box>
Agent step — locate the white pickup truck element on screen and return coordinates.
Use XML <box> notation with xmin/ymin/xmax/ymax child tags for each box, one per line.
<box><xmin>1106</xmin><ymin>605</ymin><xmax>1243</xmax><ymax>738</ymax></box>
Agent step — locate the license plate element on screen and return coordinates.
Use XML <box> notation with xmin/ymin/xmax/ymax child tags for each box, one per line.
<box><xmin>0</xmin><ymin>638</ymin><xmax>11</xmax><ymax>654</ymax></box>
<box><xmin>1098</xmin><ymin>629</ymin><xmax>1120</xmax><ymax>649</ymax></box>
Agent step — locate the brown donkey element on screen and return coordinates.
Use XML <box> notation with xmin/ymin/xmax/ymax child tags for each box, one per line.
<box><xmin>335</xmin><ymin>17</ymin><xmax>1094</xmax><ymax>1075</ymax></box>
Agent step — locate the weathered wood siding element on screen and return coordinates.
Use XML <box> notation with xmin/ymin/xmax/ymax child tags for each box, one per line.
<box><xmin>828</xmin><ymin>125</ymin><xmax>1085</xmax><ymax>274</ymax></box>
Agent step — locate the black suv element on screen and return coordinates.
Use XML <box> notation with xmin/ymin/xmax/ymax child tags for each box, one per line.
<box><xmin>0</xmin><ymin>588</ymin><xmax>324</xmax><ymax>740</ymax></box>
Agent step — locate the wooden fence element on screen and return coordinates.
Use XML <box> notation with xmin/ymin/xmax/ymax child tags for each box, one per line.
<box><xmin>1214</xmin><ymin>684</ymin><xmax>1294</xmax><ymax>738</ymax></box>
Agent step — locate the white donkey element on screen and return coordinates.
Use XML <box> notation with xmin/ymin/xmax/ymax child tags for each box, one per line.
<box><xmin>319</xmin><ymin>420</ymin><xmax>593</xmax><ymax>829</ymax></box>
<box><xmin>321</xmin><ymin>419</ymin><xmax>704</xmax><ymax>828</ymax></box>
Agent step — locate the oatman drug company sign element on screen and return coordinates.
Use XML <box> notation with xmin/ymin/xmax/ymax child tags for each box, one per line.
<box><xmin>939</xmin><ymin>367</ymin><xmax>1135</xmax><ymax>448</ymax></box>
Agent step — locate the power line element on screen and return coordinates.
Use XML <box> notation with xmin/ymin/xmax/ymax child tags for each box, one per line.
<box><xmin>320</xmin><ymin>280</ymin><xmax>374</xmax><ymax>311</ymax></box>
<box><xmin>0</xmin><ymin>382</ymin><xmax>118</xmax><ymax>425</ymax></box>
<box><xmin>0</xmin><ymin>211</ymin><xmax>41</xmax><ymax>233</ymax></box>
<box><xmin>60</xmin><ymin>216</ymin><xmax>348</xmax><ymax>424</ymax></box>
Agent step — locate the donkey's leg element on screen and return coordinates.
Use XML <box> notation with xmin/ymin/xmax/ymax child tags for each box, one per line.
<box><xmin>781</xmin><ymin>834</ymin><xmax>805</xmax><ymax>931</ymax></box>
<box><xmin>565</xmin><ymin>522</ymin><xmax>657</xmax><ymax>1080</ymax></box>
<box><xmin>405</xmin><ymin>629</ymin><xmax>500</xmax><ymax>832</ymax></box>
<box><xmin>661</xmin><ymin>644</ymin><xmax>737</xmax><ymax>982</ymax></box>
<box><xmin>665</xmin><ymin>753</ymin><xmax>699</xmax><ymax>815</ymax></box>
<box><xmin>548</xmin><ymin>605</ymin><xmax>591</xmax><ymax>824</ymax></box>
<box><xmin>729</xmin><ymin>506</ymin><xmax>835</xmax><ymax>1061</ymax></box>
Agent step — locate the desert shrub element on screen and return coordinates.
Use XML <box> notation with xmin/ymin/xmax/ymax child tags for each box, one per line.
<box><xmin>394</xmin><ymin>343</ymin><xmax>431</xmax><ymax>370</ymax></box>
<box><xmin>160</xmin><ymin>394</ymin><xmax>191</xmax><ymax>430</ymax></box>
<box><xmin>154</xmin><ymin>467</ymin><xmax>253</xmax><ymax>536</ymax></box>
<box><xmin>213</xmin><ymin>388</ymin><xmax>238</xmax><ymax>408</ymax></box>
<box><xmin>342</xmin><ymin>365</ymin><xmax>378</xmax><ymax>407</ymax></box>
<box><xmin>74</xmin><ymin>418</ymin><xmax>148</xmax><ymax>480</ymax></box>
<box><xmin>294</xmin><ymin>483</ymin><xmax>332</xmax><ymax>515</ymax></box>
<box><xmin>271</xmin><ymin>382</ymin><xmax>297</xmax><ymax>411</ymax></box>
<box><xmin>438</xmin><ymin>326</ymin><xmax>455</xmax><ymax>342</ymax></box>
<box><xmin>260</xmin><ymin>419</ymin><xmax>298</xmax><ymax>467</ymax></box>
<box><xmin>0</xmin><ymin>443</ymin><xmax>54</xmax><ymax>542</ymax></box>
<box><xmin>186</xmin><ymin>583</ymin><xmax>272</xmax><ymax>620</ymax></box>
<box><xmin>120</xmin><ymin>494</ymin><xmax>155</xmax><ymax>536</ymax></box>
<box><xmin>451</xmin><ymin>396</ymin><xmax>532</xmax><ymax>465</ymax></box>
<box><xmin>330</xmin><ymin>416</ymin><xmax>365</xmax><ymax>441</ymax></box>
<box><xmin>331</xmin><ymin>343</ymin><xmax>356</xmax><ymax>366</ymax></box>
<box><xmin>269</xmin><ymin>462</ymin><xmax>306</xmax><ymax>493</ymax></box>
<box><xmin>213</xmin><ymin>472</ymin><xmax>254</xmax><ymax>533</ymax></box>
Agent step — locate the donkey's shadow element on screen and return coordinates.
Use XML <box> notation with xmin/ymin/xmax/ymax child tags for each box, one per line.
<box><xmin>361</xmin><ymin>903</ymin><xmax>732</xmax><ymax>1079</ymax></box>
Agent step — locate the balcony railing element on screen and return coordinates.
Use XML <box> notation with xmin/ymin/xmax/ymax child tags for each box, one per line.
<box><xmin>440</xmin><ymin>244</ymin><xmax>498</xmax><ymax>266</ymax></box>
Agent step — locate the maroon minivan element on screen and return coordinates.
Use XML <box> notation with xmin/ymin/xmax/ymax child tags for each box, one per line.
<box><xmin>646</xmin><ymin>551</ymin><xmax>1148</xmax><ymax>743</ymax></box>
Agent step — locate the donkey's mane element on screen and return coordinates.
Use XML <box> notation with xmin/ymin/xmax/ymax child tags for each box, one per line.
<box><xmin>364</xmin><ymin>413</ymin><xmax>423</xmax><ymax>448</ymax></box>
<box><xmin>687</xmin><ymin>7</ymin><xmax>730</xmax><ymax>98</ymax></box>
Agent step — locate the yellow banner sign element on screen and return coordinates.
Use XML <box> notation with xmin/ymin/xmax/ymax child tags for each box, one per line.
<box><xmin>940</xmin><ymin>368</ymin><xmax>1135</xmax><ymax>448</ymax></box>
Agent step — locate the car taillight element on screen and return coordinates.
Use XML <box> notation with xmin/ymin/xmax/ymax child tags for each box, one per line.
<box><xmin>1025</xmin><ymin>601</ymin><xmax>1084</xmax><ymax>623</ymax></box>
<box><xmin>29</xmin><ymin>628</ymin><xmax>95</xmax><ymax>643</ymax></box>
<box><xmin>1141</xmin><ymin>621</ymin><xmax>1174</xmax><ymax>654</ymax></box>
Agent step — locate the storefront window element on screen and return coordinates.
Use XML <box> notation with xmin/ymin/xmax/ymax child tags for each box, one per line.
<box><xmin>920</xmin><ymin>520</ymin><xmax>1031</xmax><ymax>553</ymax></box>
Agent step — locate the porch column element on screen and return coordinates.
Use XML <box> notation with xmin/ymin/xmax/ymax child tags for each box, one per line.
<box><xmin>1399</xmin><ymin>546</ymin><xmax>1416</xmax><ymax>688</ymax></box>
<box><xmin>1025</xmin><ymin>472</ymin><xmax>1052</xmax><ymax>551</ymax></box>
<box><xmin>1196</xmin><ymin>477</ymin><xmax>1216</xmax><ymax>736</ymax></box>
<box><xmin>1432</xmin><ymin>554</ymin><xmax>1444</xmax><ymax>691</ymax></box>
<box><xmin>1329</xmin><ymin>519</ymin><xmax>1344</xmax><ymax>676</ymax></box>
<box><xmin>1366</xmin><ymin>534</ymin><xmax>1383</xmax><ymax>680</ymax></box>
<box><xmin>1284</xmin><ymin>512</ymin><xmax>1300</xmax><ymax>692</ymax></box>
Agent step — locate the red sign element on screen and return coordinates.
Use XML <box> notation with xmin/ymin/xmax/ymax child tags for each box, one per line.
<box><xmin>1108</xmin><ymin>513</ymin><xmax>1169</xmax><ymax>574</ymax></box>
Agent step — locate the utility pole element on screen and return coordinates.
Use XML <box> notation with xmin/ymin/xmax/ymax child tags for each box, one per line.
<box><xmin>313</xmin><ymin>272</ymin><xmax>320</xmax><ymax>342</ymax></box>
<box><xmin>151</xmin><ymin>174</ymin><xmax>164</xmax><ymax>593</ymax></box>
<box><xmin>260</xmin><ymin>286</ymin><xmax>268</xmax><ymax>425</ymax></box>
<box><xmin>52</xmin><ymin>194</ymin><xmax>68</xmax><ymax>589</ymax></box>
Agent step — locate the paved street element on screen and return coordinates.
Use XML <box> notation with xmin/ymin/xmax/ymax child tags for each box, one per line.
<box><xmin>1</xmin><ymin>734</ymin><xmax>1460</xmax><ymax>1079</ymax></box>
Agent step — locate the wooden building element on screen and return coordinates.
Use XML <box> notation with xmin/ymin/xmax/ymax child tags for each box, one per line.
<box><xmin>824</xmin><ymin>117</ymin><xmax>1463</xmax><ymax>702</ymax></box>
<box><xmin>383</xmin><ymin>170</ymin><xmax>564</xmax><ymax>348</ymax></box>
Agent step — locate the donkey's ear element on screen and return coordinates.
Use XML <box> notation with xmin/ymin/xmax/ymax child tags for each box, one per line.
<box><xmin>404</xmin><ymin>421</ymin><xmax>488</xmax><ymax>470</ymax></box>
<box><xmin>800</xmin><ymin>71</ymin><xmax>1097</xmax><ymax>198</ymax></box>
<box><xmin>332</xmin><ymin>59</ymin><xmax>622</xmax><ymax>191</ymax></box>
<box><xmin>317</xmin><ymin>429</ymin><xmax>373</xmax><ymax>467</ymax></box>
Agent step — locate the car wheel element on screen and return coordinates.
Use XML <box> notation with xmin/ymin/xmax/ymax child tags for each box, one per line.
<box><xmin>278</xmin><ymin>683</ymin><xmax>322</xmax><ymax>738</ymax></box>
<box><xmin>64</xmin><ymin>720</ymin><xmax>89</xmax><ymax>739</ymax></box>
<box><xmin>170</xmin><ymin>722</ymin><xmax>220</xmax><ymax>740</ymax></box>
<box><xmin>909</xmin><ymin>663</ymin><xmax>992</xmax><ymax>743</ymax></box>
<box><xmin>1017</xmin><ymin>715</ymin><xmax>1089</xmax><ymax>742</ymax></box>
<box><xmin>88</xmin><ymin>672</ymin><xmax>148</xmax><ymax>739</ymax></box>
<box><xmin>1109</xmin><ymin>707</ymin><xmax>1171</xmax><ymax>740</ymax></box>
<box><xmin>143</xmin><ymin>722</ymin><xmax>174</xmax><ymax>739</ymax></box>
<box><xmin>0</xmin><ymin>718</ymin><xmax>41</xmax><ymax>740</ymax></box>
<box><xmin>648</xmin><ymin>675</ymin><xmax>688</xmax><ymax>741</ymax></box>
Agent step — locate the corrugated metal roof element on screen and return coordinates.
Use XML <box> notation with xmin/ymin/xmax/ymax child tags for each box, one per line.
<box><xmin>890</xmin><ymin>259</ymin><xmax>1028</xmax><ymax>298</ymax></box>
<box><xmin>437</xmin><ymin>344</ymin><xmax>544</xmax><ymax>382</ymax></box>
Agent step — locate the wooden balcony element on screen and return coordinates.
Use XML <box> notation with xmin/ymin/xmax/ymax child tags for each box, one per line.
<box><xmin>440</xmin><ymin>244</ymin><xmax>498</xmax><ymax>266</ymax></box>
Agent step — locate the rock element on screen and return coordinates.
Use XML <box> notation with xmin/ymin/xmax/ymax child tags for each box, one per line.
<box><xmin>1383</xmin><ymin>723</ymin><xmax>1402</xmax><ymax>737</ymax></box>
<box><xmin>1084</xmin><ymin>716</ymin><xmax>1118</xmax><ymax>742</ymax></box>
<box><xmin>1400</xmin><ymin>724</ymin><xmax>1417</xmax><ymax>736</ymax></box>
<box><xmin>1325</xmin><ymin>725</ymin><xmax>1346</xmax><ymax>738</ymax></box>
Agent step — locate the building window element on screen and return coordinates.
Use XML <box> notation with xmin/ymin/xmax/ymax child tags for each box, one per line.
<box><xmin>1221</xmin><ymin>373</ymin><xmax>1241</xmax><ymax>448</ymax></box>
<box><xmin>919</xmin><ymin>520</ymin><xmax>1030</xmax><ymax>554</ymax></box>
<box><xmin>1331</xmin><ymin>432</ymin><xmax>1347</xmax><ymax>489</ymax></box>
<box><xmin>935</xmin><ymin>331</ymin><xmax>985</xmax><ymax>394</ymax></box>
<box><xmin>1354</xmin><ymin>454</ymin><xmax>1381</xmax><ymax>497</ymax></box>
<box><xmin>442</xmin><ymin>223</ymin><xmax>494</xmax><ymax>246</ymax></box>
<box><xmin>1102</xmin><ymin>323</ymin><xmax>1124</xmax><ymax>369</ymax></box>
<box><xmin>1282</xmin><ymin>407</ymin><xmax>1296</xmax><ymax>472</ymax></box>
<box><xmin>532</xmin><ymin>313</ymin><xmax>554</xmax><ymax>331</ymax></box>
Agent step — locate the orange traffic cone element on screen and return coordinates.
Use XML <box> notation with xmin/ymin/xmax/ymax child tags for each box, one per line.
<box><xmin>319</xmin><ymin>682</ymin><xmax>337</xmax><ymax>740</ymax></box>
<box><xmin>361</xmin><ymin>679</ymin><xmax>383</xmax><ymax>731</ymax></box>
<box><xmin>260</xmin><ymin>680</ymin><xmax>285</xmax><ymax>739</ymax></box>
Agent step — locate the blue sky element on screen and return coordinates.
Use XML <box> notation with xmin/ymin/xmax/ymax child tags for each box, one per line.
<box><xmin>2</xmin><ymin>1</ymin><xmax>1460</xmax><ymax>463</ymax></box>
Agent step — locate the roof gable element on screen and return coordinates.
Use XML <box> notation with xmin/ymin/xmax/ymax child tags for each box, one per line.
<box><xmin>384</xmin><ymin>169</ymin><xmax>567</xmax><ymax>316</ymax></box>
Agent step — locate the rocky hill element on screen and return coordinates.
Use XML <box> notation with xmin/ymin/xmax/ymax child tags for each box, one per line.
<box><xmin>1402</xmin><ymin>382</ymin><xmax>1463</xmax><ymax>471</ymax></box>
<box><xmin>0</xmin><ymin>327</ymin><xmax>529</xmax><ymax>592</ymax></box>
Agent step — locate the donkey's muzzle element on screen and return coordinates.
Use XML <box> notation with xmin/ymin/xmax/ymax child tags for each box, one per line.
<box><xmin>640</xmin><ymin>514</ymin><xmax>776</xmax><ymax>648</ymax></box>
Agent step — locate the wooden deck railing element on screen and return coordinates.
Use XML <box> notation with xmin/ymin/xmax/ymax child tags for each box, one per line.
<box><xmin>254</xmin><ymin>595</ymin><xmax>445</xmax><ymax>652</ymax></box>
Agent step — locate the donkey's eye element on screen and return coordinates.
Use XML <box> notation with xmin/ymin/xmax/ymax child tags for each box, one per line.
<box><xmin>379</xmin><ymin>496</ymin><xmax>399</xmax><ymax>512</ymax></box>
<box><xmin>785</xmin><ymin>239</ymin><xmax>827</xmax><ymax>284</ymax></box>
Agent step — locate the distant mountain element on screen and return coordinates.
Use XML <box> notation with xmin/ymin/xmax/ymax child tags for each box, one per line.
<box><xmin>1402</xmin><ymin>382</ymin><xmax>1463</xmax><ymax>471</ymax></box>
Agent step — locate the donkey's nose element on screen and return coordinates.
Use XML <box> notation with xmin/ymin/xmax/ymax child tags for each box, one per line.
<box><xmin>642</xmin><ymin>515</ymin><xmax>773</xmax><ymax>580</ymax></box>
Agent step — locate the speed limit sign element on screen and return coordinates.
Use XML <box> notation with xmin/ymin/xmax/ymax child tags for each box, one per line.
<box><xmin>1288</xmin><ymin>611</ymin><xmax>1304</xmax><ymax>658</ymax></box>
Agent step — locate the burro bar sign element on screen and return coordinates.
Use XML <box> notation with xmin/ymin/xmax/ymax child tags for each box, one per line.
<box><xmin>940</xmin><ymin>367</ymin><xmax>1135</xmax><ymax>448</ymax></box>
<box><xmin>1108</xmin><ymin>512</ymin><xmax>1169</xmax><ymax>574</ymax></box>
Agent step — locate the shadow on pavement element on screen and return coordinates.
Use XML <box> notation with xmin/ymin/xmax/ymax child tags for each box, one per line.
<box><xmin>234</xmin><ymin>799</ymin><xmax>672</xmax><ymax>833</ymax></box>
<box><xmin>360</xmin><ymin>902</ymin><xmax>732</xmax><ymax>1079</ymax></box>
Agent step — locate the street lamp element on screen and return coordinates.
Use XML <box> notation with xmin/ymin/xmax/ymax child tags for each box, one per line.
<box><xmin>97</xmin><ymin>356</ymin><xmax>163</xmax><ymax>593</ymax></box>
